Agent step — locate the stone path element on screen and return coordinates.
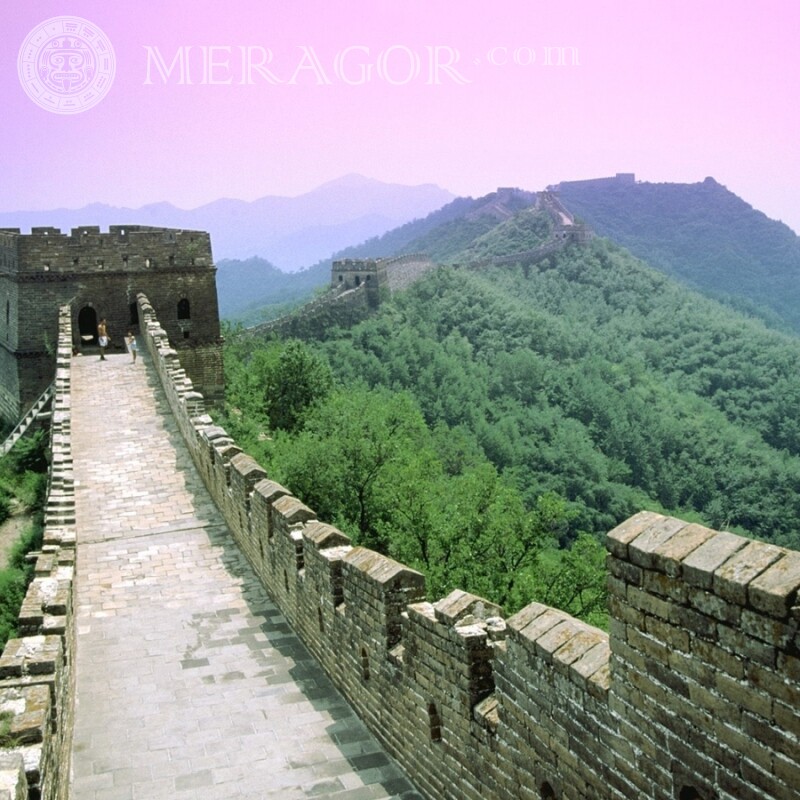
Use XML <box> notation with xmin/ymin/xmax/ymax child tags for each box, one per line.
<box><xmin>69</xmin><ymin>344</ymin><xmax>422</xmax><ymax>800</ymax></box>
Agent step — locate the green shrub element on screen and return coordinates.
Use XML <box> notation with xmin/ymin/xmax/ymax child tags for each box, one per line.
<box><xmin>15</xmin><ymin>472</ymin><xmax>47</xmax><ymax>513</ymax></box>
<box><xmin>6</xmin><ymin>430</ymin><xmax>48</xmax><ymax>474</ymax></box>
<box><xmin>0</xmin><ymin>569</ymin><xmax>27</xmax><ymax>650</ymax></box>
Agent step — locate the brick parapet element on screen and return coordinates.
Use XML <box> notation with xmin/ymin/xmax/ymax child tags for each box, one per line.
<box><xmin>1</xmin><ymin>225</ymin><xmax>223</xmax><ymax>421</ymax></box>
<box><xmin>134</xmin><ymin>299</ymin><xmax>800</xmax><ymax>800</ymax></box>
<box><xmin>606</xmin><ymin>510</ymin><xmax>800</xmax><ymax>800</ymax></box>
<box><xmin>9</xmin><ymin>225</ymin><xmax>212</xmax><ymax>275</ymax></box>
<box><xmin>0</xmin><ymin>305</ymin><xmax>77</xmax><ymax>799</ymax></box>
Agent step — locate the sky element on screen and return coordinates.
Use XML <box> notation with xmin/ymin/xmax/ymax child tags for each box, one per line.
<box><xmin>2</xmin><ymin>1</ymin><xmax>799</xmax><ymax>232</ymax></box>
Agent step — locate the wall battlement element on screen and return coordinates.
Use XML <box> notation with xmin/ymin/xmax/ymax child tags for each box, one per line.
<box><xmin>6</xmin><ymin>225</ymin><xmax>213</xmax><ymax>275</ymax></box>
<box><xmin>330</xmin><ymin>252</ymin><xmax>433</xmax><ymax>293</ymax></box>
<box><xmin>0</xmin><ymin>298</ymin><xmax>797</xmax><ymax>798</ymax></box>
<box><xmin>0</xmin><ymin>306</ymin><xmax>77</xmax><ymax>798</ymax></box>
<box><xmin>0</xmin><ymin>225</ymin><xmax>222</xmax><ymax>422</ymax></box>
<box><xmin>135</xmin><ymin>295</ymin><xmax>800</xmax><ymax>800</ymax></box>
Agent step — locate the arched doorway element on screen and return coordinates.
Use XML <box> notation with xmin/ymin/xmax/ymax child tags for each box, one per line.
<box><xmin>78</xmin><ymin>306</ymin><xmax>98</xmax><ymax>347</ymax></box>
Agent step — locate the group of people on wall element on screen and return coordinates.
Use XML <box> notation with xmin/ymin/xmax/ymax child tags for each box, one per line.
<box><xmin>96</xmin><ymin>318</ymin><xmax>137</xmax><ymax>363</ymax></box>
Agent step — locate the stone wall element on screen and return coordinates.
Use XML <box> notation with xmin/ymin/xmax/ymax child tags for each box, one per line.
<box><xmin>383</xmin><ymin>254</ymin><xmax>435</xmax><ymax>293</ymax></box>
<box><xmin>555</xmin><ymin>174</ymin><xmax>636</xmax><ymax>191</ymax></box>
<box><xmin>248</xmin><ymin>253</ymin><xmax>435</xmax><ymax>341</ymax></box>
<box><xmin>0</xmin><ymin>225</ymin><xmax>223</xmax><ymax>422</ymax></box>
<box><xmin>0</xmin><ymin>306</ymin><xmax>76</xmax><ymax>799</ymax></box>
<box><xmin>246</xmin><ymin>285</ymin><xmax>373</xmax><ymax>341</ymax></box>
<box><xmin>138</xmin><ymin>294</ymin><xmax>800</xmax><ymax>800</ymax></box>
<box><xmin>330</xmin><ymin>254</ymin><xmax>433</xmax><ymax>295</ymax></box>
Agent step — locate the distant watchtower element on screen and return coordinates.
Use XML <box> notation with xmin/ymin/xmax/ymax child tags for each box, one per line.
<box><xmin>0</xmin><ymin>225</ymin><xmax>224</xmax><ymax>422</ymax></box>
<box><xmin>331</xmin><ymin>258</ymin><xmax>387</xmax><ymax>293</ymax></box>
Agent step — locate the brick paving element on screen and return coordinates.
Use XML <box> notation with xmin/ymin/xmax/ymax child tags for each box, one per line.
<box><xmin>69</xmin><ymin>344</ymin><xmax>422</xmax><ymax>799</ymax></box>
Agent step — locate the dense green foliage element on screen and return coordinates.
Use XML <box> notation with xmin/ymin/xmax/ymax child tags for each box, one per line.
<box><xmin>219</xmin><ymin>201</ymin><xmax>800</xmax><ymax>630</ymax></box>
<box><xmin>218</xmin><ymin>338</ymin><xmax>608</xmax><ymax>625</ymax></box>
<box><xmin>558</xmin><ymin>177</ymin><xmax>800</xmax><ymax>332</ymax></box>
<box><xmin>313</xmin><ymin>239</ymin><xmax>800</xmax><ymax>548</ymax></box>
<box><xmin>0</xmin><ymin>431</ymin><xmax>47</xmax><ymax>649</ymax></box>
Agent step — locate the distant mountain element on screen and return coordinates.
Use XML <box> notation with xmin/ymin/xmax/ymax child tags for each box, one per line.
<box><xmin>234</xmin><ymin>202</ymin><xmax>800</xmax><ymax>550</ymax></box>
<box><xmin>216</xmin><ymin>187</ymin><xmax>539</xmax><ymax>322</ymax></box>
<box><xmin>219</xmin><ymin>178</ymin><xmax>800</xmax><ymax>337</ymax></box>
<box><xmin>556</xmin><ymin>176</ymin><xmax>800</xmax><ymax>332</ymax></box>
<box><xmin>0</xmin><ymin>175</ymin><xmax>454</xmax><ymax>269</ymax></box>
<box><xmin>216</xmin><ymin>256</ymin><xmax>327</xmax><ymax>325</ymax></box>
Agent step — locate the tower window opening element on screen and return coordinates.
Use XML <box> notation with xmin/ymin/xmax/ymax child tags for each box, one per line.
<box><xmin>427</xmin><ymin>703</ymin><xmax>442</xmax><ymax>742</ymax></box>
<box><xmin>540</xmin><ymin>782</ymin><xmax>557</xmax><ymax>800</ymax></box>
<box><xmin>360</xmin><ymin>647</ymin><xmax>370</xmax><ymax>681</ymax></box>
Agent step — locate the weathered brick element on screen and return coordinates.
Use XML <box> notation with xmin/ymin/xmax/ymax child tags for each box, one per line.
<box><xmin>650</xmin><ymin>522</ymin><xmax>717</xmax><ymax>576</ymax></box>
<box><xmin>682</xmin><ymin>531</ymin><xmax>748</xmax><ymax>589</ymax></box>
<box><xmin>606</xmin><ymin>511</ymin><xmax>664</xmax><ymax>558</ymax></box>
<box><xmin>713</xmin><ymin>541</ymin><xmax>784</xmax><ymax>605</ymax></box>
<box><xmin>748</xmin><ymin>551</ymin><xmax>800</xmax><ymax>618</ymax></box>
<box><xmin>627</xmin><ymin>516</ymin><xmax>688</xmax><ymax>569</ymax></box>
<box><xmin>607</xmin><ymin>556</ymin><xmax>643</xmax><ymax>587</ymax></box>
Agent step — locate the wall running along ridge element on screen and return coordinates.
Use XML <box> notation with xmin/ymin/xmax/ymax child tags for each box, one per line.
<box><xmin>2</xmin><ymin>297</ymin><xmax>798</xmax><ymax>799</ymax></box>
<box><xmin>136</xmin><ymin>294</ymin><xmax>800</xmax><ymax>800</ymax></box>
<box><xmin>248</xmin><ymin>254</ymin><xmax>436</xmax><ymax>340</ymax></box>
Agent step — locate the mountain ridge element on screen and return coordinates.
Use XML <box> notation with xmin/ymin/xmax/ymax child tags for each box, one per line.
<box><xmin>557</xmin><ymin>175</ymin><xmax>800</xmax><ymax>331</ymax></box>
<box><xmin>0</xmin><ymin>174</ymin><xmax>454</xmax><ymax>269</ymax></box>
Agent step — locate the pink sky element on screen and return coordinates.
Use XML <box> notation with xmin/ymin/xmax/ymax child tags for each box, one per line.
<box><xmin>2</xmin><ymin>1</ymin><xmax>799</xmax><ymax>232</ymax></box>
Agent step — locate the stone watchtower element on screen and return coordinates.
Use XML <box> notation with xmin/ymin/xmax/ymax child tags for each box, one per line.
<box><xmin>331</xmin><ymin>258</ymin><xmax>387</xmax><ymax>295</ymax></box>
<box><xmin>0</xmin><ymin>225</ymin><xmax>224</xmax><ymax>422</ymax></box>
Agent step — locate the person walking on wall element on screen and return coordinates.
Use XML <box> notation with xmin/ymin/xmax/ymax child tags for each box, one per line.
<box><xmin>126</xmin><ymin>330</ymin><xmax>138</xmax><ymax>363</ymax></box>
<box><xmin>98</xmin><ymin>318</ymin><xmax>110</xmax><ymax>361</ymax></box>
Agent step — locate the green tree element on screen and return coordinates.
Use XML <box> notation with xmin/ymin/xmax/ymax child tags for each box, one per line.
<box><xmin>263</xmin><ymin>340</ymin><xmax>333</xmax><ymax>433</ymax></box>
<box><xmin>271</xmin><ymin>388</ymin><xmax>428</xmax><ymax>548</ymax></box>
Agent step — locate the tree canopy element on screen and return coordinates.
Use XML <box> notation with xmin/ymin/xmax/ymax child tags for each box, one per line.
<box><xmin>218</xmin><ymin>209</ymin><xmax>800</xmax><ymax>629</ymax></box>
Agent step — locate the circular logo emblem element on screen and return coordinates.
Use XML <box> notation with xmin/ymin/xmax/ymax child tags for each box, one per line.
<box><xmin>18</xmin><ymin>16</ymin><xmax>116</xmax><ymax>114</ymax></box>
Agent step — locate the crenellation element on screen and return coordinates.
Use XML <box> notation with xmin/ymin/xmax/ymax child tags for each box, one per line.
<box><xmin>1</xmin><ymin>229</ymin><xmax>222</xmax><ymax>423</ymax></box>
<box><xmin>0</xmin><ymin>306</ymin><xmax>79</xmax><ymax>797</ymax></box>
<box><xmin>626</xmin><ymin>515</ymin><xmax>689</xmax><ymax>569</ymax></box>
<box><xmin>712</xmin><ymin>540</ymin><xmax>785</xmax><ymax>605</ymax></box>
<box><xmin>229</xmin><ymin>453</ymin><xmax>267</xmax><ymax>512</ymax></box>
<box><xmin>748</xmin><ymin>551</ymin><xmax>800</xmax><ymax>616</ymax></box>
<box><xmin>47</xmin><ymin>295</ymin><xmax>795</xmax><ymax>800</ymax></box>
<box><xmin>679</xmin><ymin>530</ymin><xmax>748</xmax><ymax>589</ymax></box>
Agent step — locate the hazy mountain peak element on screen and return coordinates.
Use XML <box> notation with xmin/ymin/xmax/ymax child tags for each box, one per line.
<box><xmin>315</xmin><ymin>173</ymin><xmax>380</xmax><ymax>190</ymax></box>
<box><xmin>0</xmin><ymin>175</ymin><xmax>455</xmax><ymax>268</ymax></box>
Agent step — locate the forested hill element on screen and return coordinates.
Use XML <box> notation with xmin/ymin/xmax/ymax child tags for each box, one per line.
<box><xmin>311</xmin><ymin>241</ymin><xmax>800</xmax><ymax>549</ymax></box>
<box><xmin>220</xmin><ymin>208</ymin><xmax>800</xmax><ymax>620</ymax></box>
<box><xmin>557</xmin><ymin>177</ymin><xmax>800</xmax><ymax>331</ymax></box>
<box><xmin>216</xmin><ymin>256</ymin><xmax>324</xmax><ymax>325</ymax></box>
<box><xmin>216</xmin><ymin>189</ymin><xmax>538</xmax><ymax>323</ymax></box>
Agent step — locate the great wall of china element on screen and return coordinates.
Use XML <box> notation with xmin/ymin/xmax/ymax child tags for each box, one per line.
<box><xmin>246</xmin><ymin>191</ymin><xmax>592</xmax><ymax>340</ymax></box>
<box><xmin>1</xmin><ymin>293</ymin><xmax>797</xmax><ymax>799</ymax></box>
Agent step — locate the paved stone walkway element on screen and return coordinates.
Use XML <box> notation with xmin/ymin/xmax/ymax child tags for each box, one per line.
<box><xmin>69</xmin><ymin>344</ymin><xmax>422</xmax><ymax>800</ymax></box>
